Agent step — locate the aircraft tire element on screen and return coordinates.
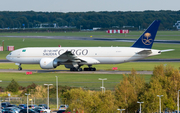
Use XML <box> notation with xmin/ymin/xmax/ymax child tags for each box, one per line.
<box><xmin>84</xmin><ymin>68</ymin><xmax>88</xmax><ymax>71</ymax></box>
<box><xmin>70</xmin><ymin>68</ymin><xmax>82</xmax><ymax>71</ymax></box>
<box><xmin>93</xmin><ymin>68</ymin><xmax>96</xmax><ymax>71</ymax></box>
<box><xmin>78</xmin><ymin>68</ymin><xmax>82</xmax><ymax>71</ymax></box>
<box><xmin>70</xmin><ymin>68</ymin><xmax>74</xmax><ymax>71</ymax></box>
<box><xmin>18</xmin><ymin>67</ymin><xmax>22</xmax><ymax>71</ymax></box>
<box><xmin>84</xmin><ymin>68</ymin><xmax>96</xmax><ymax>71</ymax></box>
<box><xmin>91</xmin><ymin>68</ymin><xmax>96</xmax><ymax>71</ymax></box>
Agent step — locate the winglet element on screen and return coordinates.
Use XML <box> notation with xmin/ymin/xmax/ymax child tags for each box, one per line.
<box><xmin>131</xmin><ymin>20</ymin><xmax>160</xmax><ymax>49</ymax></box>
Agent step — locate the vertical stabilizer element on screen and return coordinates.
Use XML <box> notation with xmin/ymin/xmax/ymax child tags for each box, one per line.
<box><xmin>131</xmin><ymin>20</ymin><xmax>160</xmax><ymax>49</ymax></box>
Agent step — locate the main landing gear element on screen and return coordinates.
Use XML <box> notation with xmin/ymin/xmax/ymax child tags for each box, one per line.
<box><xmin>84</xmin><ymin>67</ymin><xmax>96</xmax><ymax>71</ymax></box>
<box><xmin>70</xmin><ymin>65</ymin><xmax>96</xmax><ymax>71</ymax></box>
<box><xmin>70</xmin><ymin>68</ymin><xmax>83</xmax><ymax>71</ymax></box>
<box><xmin>84</xmin><ymin>65</ymin><xmax>96</xmax><ymax>71</ymax></box>
<box><xmin>70</xmin><ymin>67</ymin><xmax>96</xmax><ymax>71</ymax></box>
<box><xmin>18</xmin><ymin>64</ymin><xmax>22</xmax><ymax>71</ymax></box>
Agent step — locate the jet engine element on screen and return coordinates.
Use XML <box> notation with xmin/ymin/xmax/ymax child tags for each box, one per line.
<box><xmin>40</xmin><ymin>58</ymin><xmax>58</xmax><ymax>69</ymax></box>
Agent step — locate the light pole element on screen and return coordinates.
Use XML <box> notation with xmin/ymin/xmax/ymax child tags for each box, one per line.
<box><xmin>98</xmin><ymin>78</ymin><xmax>107</xmax><ymax>93</ymax></box>
<box><xmin>117</xmin><ymin>109</ymin><xmax>125</xmax><ymax>113</ymax></box>
<box><xmin>55</xmin><ymin>76</ymin><xmax>58</xmax><ymax>110</ymax></box>
<box><xmin>0</xmin><ymin>98</ymin><xmax>3</xmax><ymax>113</ymax></box>
<box><xmin>157</xmin><ymin>95</ymin><xmax>163</xmax><ymax>113</ymax></box>
<box><xmin>178</xmin><ymin>90</ymin><xmax>180</xmax><ymax>113</ymax></box>
<box><xmin>100</xmin><ymin>86</ymin><xmax>105</xmax><ymax>93</ymax></box>
<box><xmin>137</xmin><ymin>101</ymin><xmax>144</xmax><ymax>113</ymax></box>
<box><xmin>44</xmin><ymin>84</ymin><xmax>53</xmax><ymax>109</ymax></box>
<box><xmin>25</xmin><ymin>93</ymin><xmax>30</xmax><ymax>113</ymax></box>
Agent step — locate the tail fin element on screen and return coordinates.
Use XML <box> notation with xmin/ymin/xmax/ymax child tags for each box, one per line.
<box><xmin>131</xmin><ymin>20</ymin><xmax>160</xmax><ymax>49</ymax></box>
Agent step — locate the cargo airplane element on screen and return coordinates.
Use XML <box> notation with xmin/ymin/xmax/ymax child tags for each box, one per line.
<box><xmin>6</xmin><ymin>20</ymin><xmax>173</xmax><ymax>71</ymax></box>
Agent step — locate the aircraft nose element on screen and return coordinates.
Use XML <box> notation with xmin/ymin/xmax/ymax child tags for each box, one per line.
<box><xmin>6</xmin><ymin>55</ymin><xmax>10</xmax><ymax>60</ymax></box>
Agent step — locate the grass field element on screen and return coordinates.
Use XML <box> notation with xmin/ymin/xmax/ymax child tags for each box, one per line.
<box><xmin>0</xmin><ymin>72</ymin><xmax>152</xmax><ymax>90</ymax></box>
<box><xmin>0</xmin><ymin>62</ymin><xmax>179</xmax><ymax>89</ymax></box>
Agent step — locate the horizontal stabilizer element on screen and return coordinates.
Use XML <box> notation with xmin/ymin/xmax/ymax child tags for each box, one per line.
<box><xmin>137</xmin><ymin>50</ymin><xmax>152</xmax><ymax>54</ymax></box>
<box><xmin>160</xmin><ymin>49</ymin><xmax>174</xmax><ymax>53</ymax></box>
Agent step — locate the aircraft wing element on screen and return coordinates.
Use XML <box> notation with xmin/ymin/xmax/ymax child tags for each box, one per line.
<box><xmin>136</xmin><ymin>50</ymin><xmax>152</xmax><ymax>54</ymax></box>
<box><xmin>56</xmin><ymin>51</ymin><xmax>100</xmax><ymax>64</ymax></box>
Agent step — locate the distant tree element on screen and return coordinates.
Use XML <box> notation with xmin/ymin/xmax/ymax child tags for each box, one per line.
<box><xmin>141</xmin><ymin>77</ymin><xmax>168</xmax><ymax>112</ymax></box>
<box><xmin>0</xmin><ymin>10</ymin><xmax>179</xmax><ymax>30</ymax></box>
<box><xmin>115</xmin><ymin>69</ymin><xmax>146</xmax><ymax>113</ymax></box>
<box><xmin>64</xmin><ymin>88</ymin><xmax>117</xmax><ymax>113</ymax></box>
<box><xmin>6</xmin><ymin>79</ymin><xmax>19</xmax><ymax>93</ymax></box>
<box><xmin>141</xmin><ymin>65</ymin><xmax>179</xmax><ymax>112</ymax></box>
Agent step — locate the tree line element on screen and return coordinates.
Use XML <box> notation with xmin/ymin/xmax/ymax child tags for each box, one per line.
<box><xmin>0</xmin><ymin>10</ymin><xmax>180</xmax><ymax>30</ymax></box>
<box><xmin>1</xmin><ymin>65</ymin><xmax>180</xmax><ymax>112</ymax></box>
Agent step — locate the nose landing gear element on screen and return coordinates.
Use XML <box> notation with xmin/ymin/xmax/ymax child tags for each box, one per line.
<box><xmin>18</xmin><ymin>64</ymin><xmax>22</xmax><ymax>71</ymax></box>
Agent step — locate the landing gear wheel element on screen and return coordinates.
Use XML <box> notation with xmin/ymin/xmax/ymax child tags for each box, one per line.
<box><xmin>78</xmin><ymin>68</ymin><xmax>82</xmax><ymax>71</ymax></box>
<box><xmin>18</xmin><ymin>67</ymin><xmax>22</xmax><ymax>71</ymax></box>
<box><xmin>84</xmin><ymin>68</ymin><xmax>96</xmax><ymax>71</ymax></box>
<box><xmin>18</xmin><ymin>63</ymin><xmax>22</xmax><ymax>71</ymax></box>
<box><xmin>70</xmin><ymin>68</ymin><xmax>82</xmax><ymax>71</ymax></box>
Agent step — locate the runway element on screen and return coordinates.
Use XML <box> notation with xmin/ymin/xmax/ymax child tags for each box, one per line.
<box><xmin>0</xmin><ymin>69</ymin><xmax>153</xmax><ymax>74</ymax></box>
<box><xmin>2</xmin><ymin>35</ymin><xmax>180</xmax><ymax>44</ymax></box>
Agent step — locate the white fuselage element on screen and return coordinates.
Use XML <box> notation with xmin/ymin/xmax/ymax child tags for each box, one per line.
<box><xmin>6</xmin><ymin>47</ymin><xmax>161</xmax><ymax>65</ymax></box>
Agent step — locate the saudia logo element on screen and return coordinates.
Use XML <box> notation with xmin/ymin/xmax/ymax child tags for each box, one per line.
<box><xmin>142</xmin><ymin>33</ymin><xmax>152</xmax><ymax>45</ymax></box>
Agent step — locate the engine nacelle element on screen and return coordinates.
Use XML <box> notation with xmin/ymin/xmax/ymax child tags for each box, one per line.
<box><xmin>40</xmin><ymin>58</ymin><xmax>58</xmax><ymax>69</ymax></box>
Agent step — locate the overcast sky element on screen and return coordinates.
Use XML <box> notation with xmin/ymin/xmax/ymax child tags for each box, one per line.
<box><xmin>0</xmin><ymin>0</ymin><xmax>179</xmax><ymax>12</ymax></box>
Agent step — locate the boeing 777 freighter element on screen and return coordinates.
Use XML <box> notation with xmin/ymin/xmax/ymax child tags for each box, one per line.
<box><xmin>6</xmin><ymin>20</ymin><xmax>173</xmax><ymax>71</ymax></box>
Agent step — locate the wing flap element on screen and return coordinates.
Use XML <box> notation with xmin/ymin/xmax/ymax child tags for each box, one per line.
<box><xmin>78</xmin><ymin>57</ymin><xmax>100</xmax><ymax>64</ymax></box>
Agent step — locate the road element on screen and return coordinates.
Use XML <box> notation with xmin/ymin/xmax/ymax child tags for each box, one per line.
<box><xmin>0</xmin><ymin>69</ymin><xmax>153</xmax><ymax>74</ymax></box>
<box><xmin>1</xmin><ymin>35</ymin><xmax>180</xmax><ymax>44</ymax></box>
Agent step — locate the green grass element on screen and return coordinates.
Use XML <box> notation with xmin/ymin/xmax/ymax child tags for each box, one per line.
<box><xmin>1</xmin><ymin>62</ymin><xmax>180</xmax><ymax>71</ymax></box>
<box><xmin>0</xmin><ymin>72</ymin><xmax>152</xmax><ymax>90</ymax></box>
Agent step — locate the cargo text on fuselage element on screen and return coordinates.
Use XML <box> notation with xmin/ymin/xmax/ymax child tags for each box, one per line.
<box><xmin>43</xmin><ymin>49</ymin><xmax>88</xmax><ymax>56</ymax></box>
